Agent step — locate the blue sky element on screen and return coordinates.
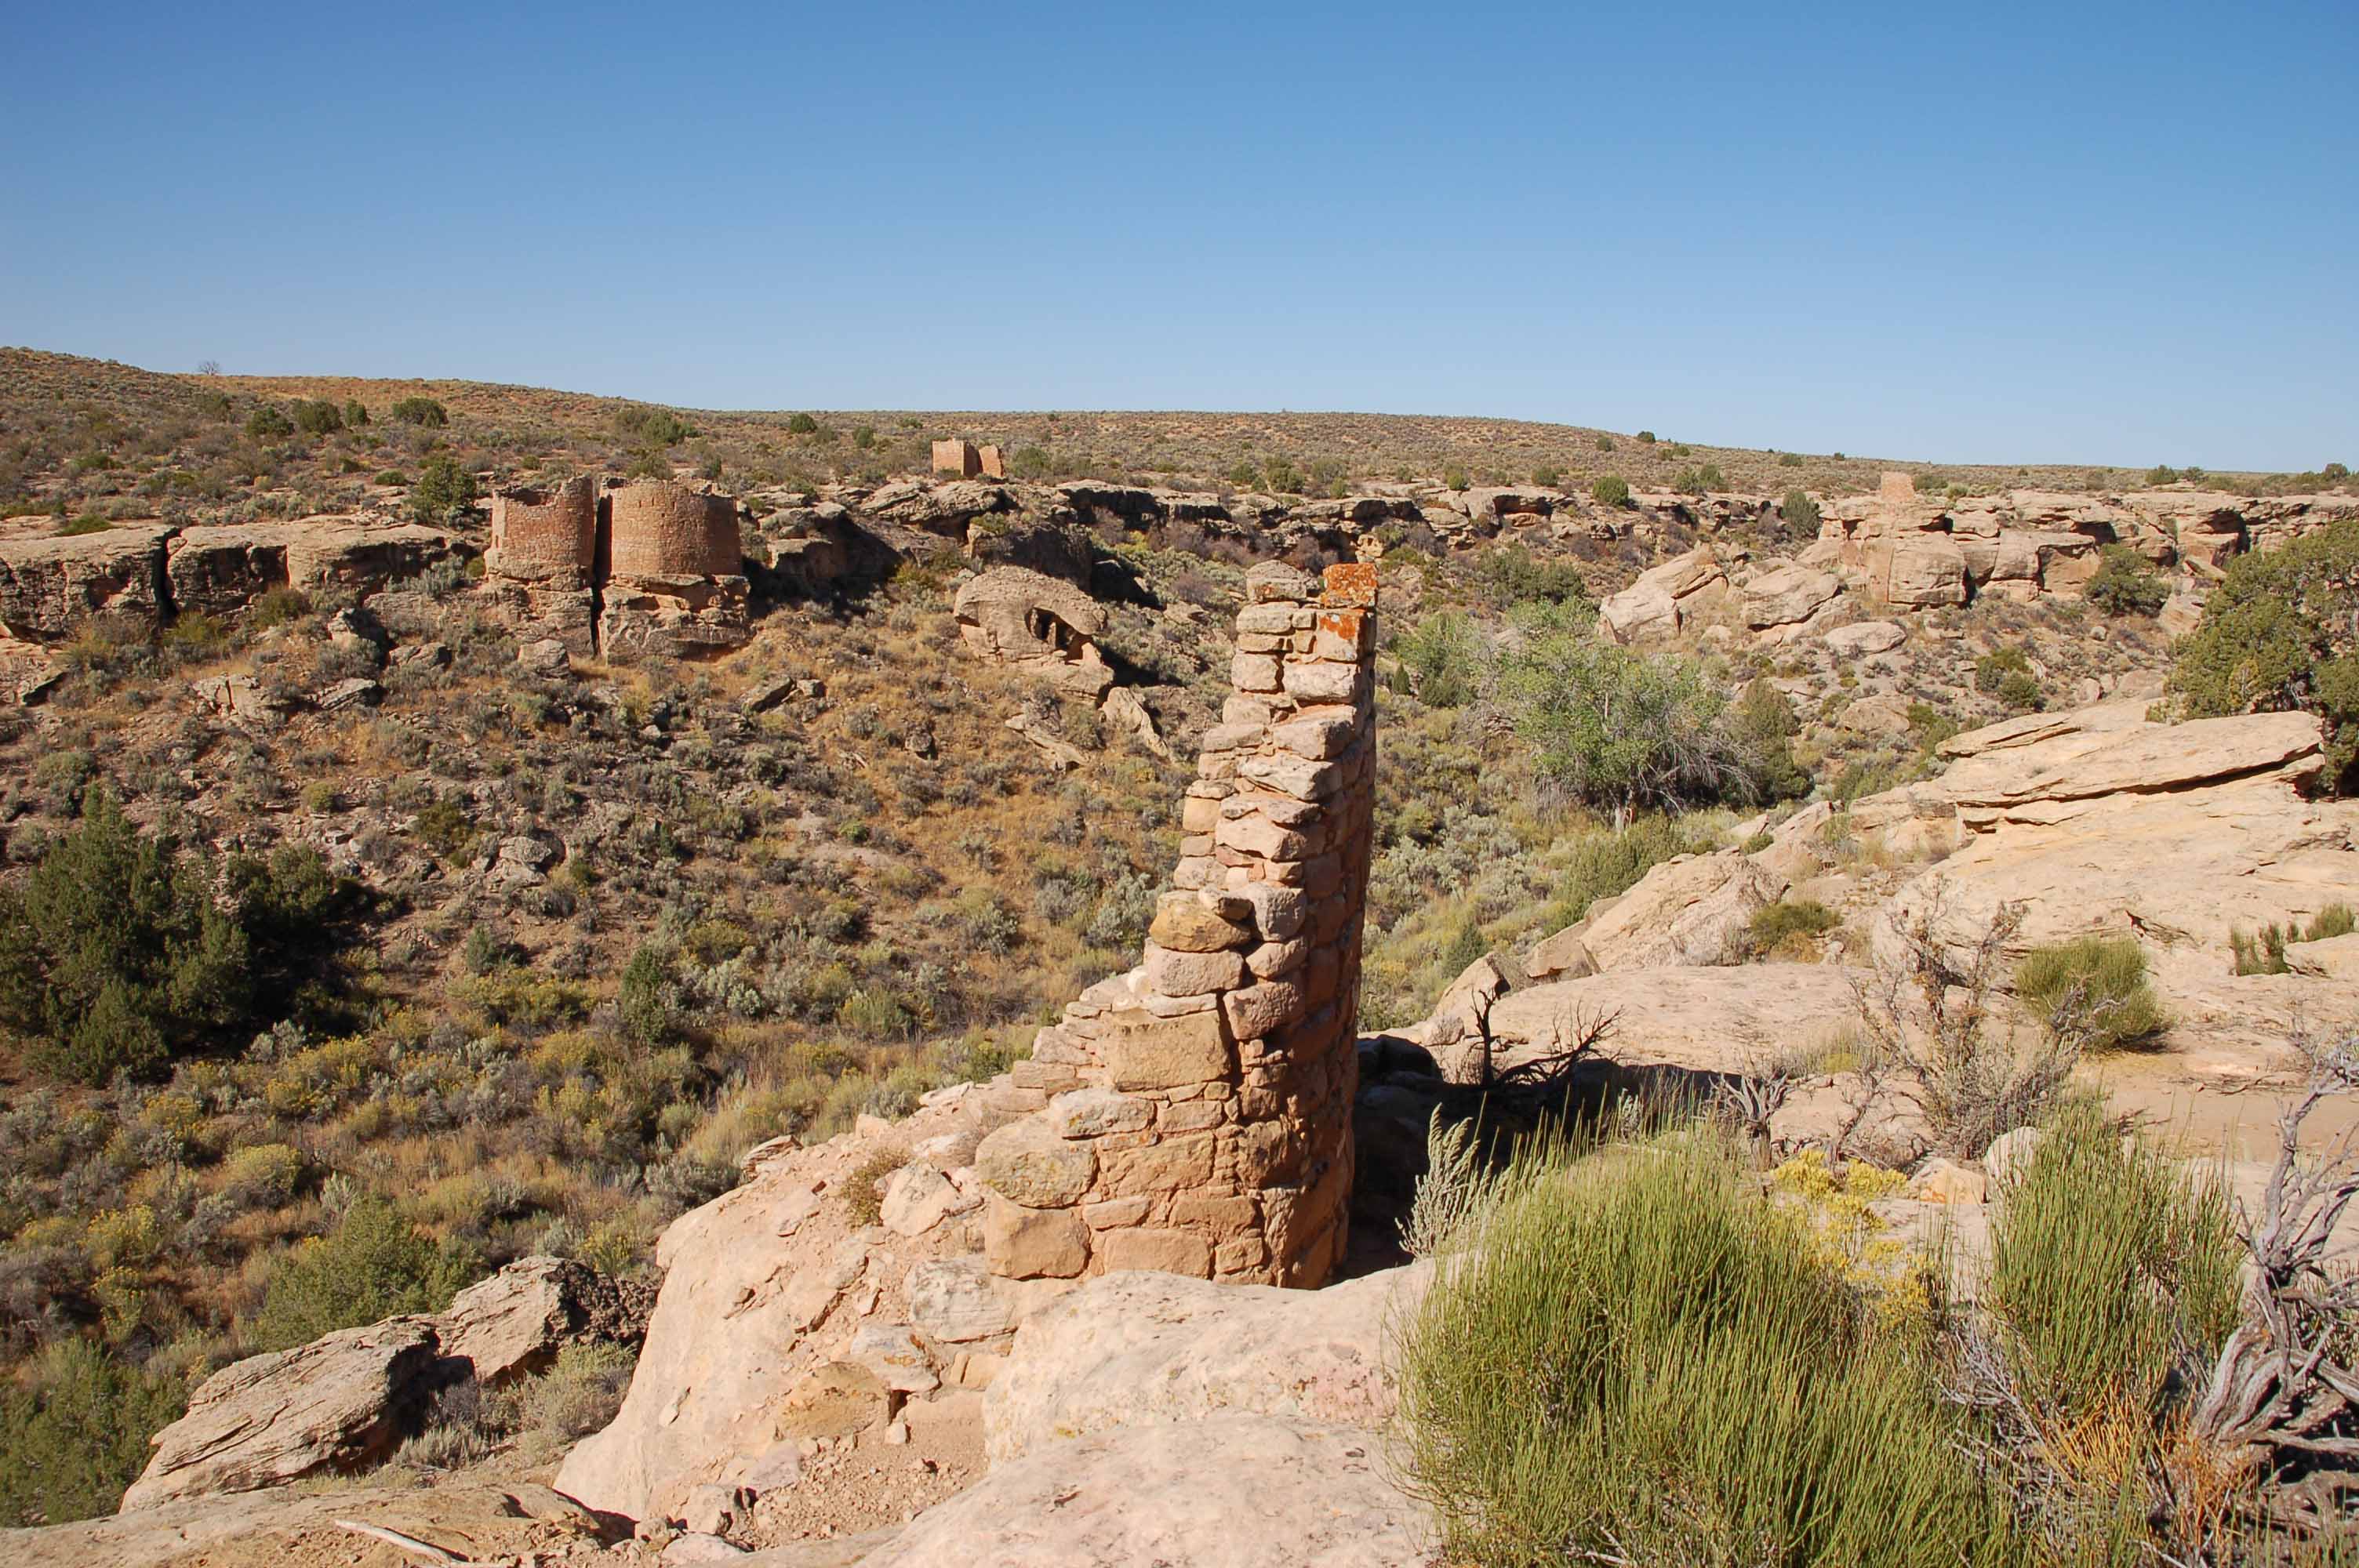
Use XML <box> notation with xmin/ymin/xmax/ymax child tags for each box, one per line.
<box><xmin>2</xmin><ymin>2</ymin><xmax>2351</xmax><ymax>469</ymax></box>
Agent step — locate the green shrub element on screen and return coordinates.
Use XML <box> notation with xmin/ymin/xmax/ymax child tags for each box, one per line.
<box><xmin>1394</xmin><ymin>1135</ymin><xmax>2013</xmax><ymax>1567</ymax></box>
<box><xmin>374</xmin><ymin>468</ymin><xmax>408</xmax><ymax>486</ymax></box>
<box><xmin>1589</xmin><ymin>474</ymin><xmax>1630</xmax><ymax>507</ymax></box>
<box><xmin>2306</xmin><ymin>902</ymin><xmax>2357</xmax><ymax>941</ymax></box>
<box><xmin>1442</xmin><ymin>464</ymin><xmax>1469</xmax><ymax>492</ymax></box>
<box><xmin>248</xmin><ymin>584</ymin><xmax>311</xmax><ymax>629</ymax></box>
<box><xmin>2231</xmin><ymin>924</ymin><xmax>2291</xmax><ymax>976</ymax></box>
<box><xmin>2014</xmin><ymin>936</ymin><xmax>2168</xmax><ymax>1051</ymax></box>
<box><xmin>2167</xmin><ymin>517</ymin><xmax>2359</xmax><ymax>790</ymax></box>
<box><xmin>343</xmin><ymin>399</ymin><xmax>369</xmax><ymax>427</ymax></box>
<box><xmin>1779</xmin><ymin>487</ymin><xmax>1821</xmax><ymax>532</ymax></box>
<box><xmin>513</xmin><ymin>1342</ymin><xmax>634</xmax><ymax>1440</ymax></box>
<box><xmin>841</xmin><ymin>1146</ymin><xmax>905</xmax><ymax>1227</ymax></box>
<box><xmin>1550</xmin><ymin>815</ymin><xmax>1714</xmax><ymax>927</ymax></box>
<box><xmin>1009</xmin><ymin>445</ymin><xmax>1052</xmax><ymax>480</ymax></box>
<box><xmin>2146</xmin><ymin>464</ymin><xmax>2182</xmax><ymax>486</ymax></box>
<box><xmin>1262</xmin><ymin>456</ymin><xmax>1303</xmax><ymax>494</ymax></box>
<box><xmin>249</xmin><ymin>1196</ymin><xmax>474</xmax><ymax>1351</ymax></box>
<box><xmin>56</xmin><ymin>514</ymin><xmax>111</xmax><ymax>537</ymax></box>
<box><xmin>612</xmin><ymin>405</ymin><xmax>693</xmax><ymax>445</ymax></box>
<box><xmin>1779</xmin><ymin>451</ymin><xmax>1805</xmax><ymax>467</ymax></box>
<box><xmin>618</xmin><ymin>942</ymin><xmax>682</xmax><ymax>1045</ymax></box>
<box><xmin>1728</xmin><ymin>678</ymin><xmax>1812</xmax><ymax>802</ymax></box>
<box><xmin>786</xmin><ymin>412</ymin><xmax>820</xmax><ymax>434</ymax></box>
<box><xmin>1674</xmin><ymin>462</ymin><xmax>1725</xmax><ymax>494</ymax></box>
<box><xmin>292</xmin><ymin>399</ymin><xmax>343</xmax><ymax>436</ymax></box>
<box><xmin>1745</xmin><ymin>898</ymin><xmax>1838</xmax><ymax>956</ymax></box>
<box><xmin>390</xmin><ymin>396</ymin><xmax>449</xmax><ymax>427</ymax></box>
<box><xmin>1635</xmin><ymin>430</ymin><xmax>1656</xmax><ymax>444</ymax></box>
<box><xmin>1481</xmin><ymin>545</ymin><xmax>1589</xmax><ymax>608</ymax></box>
<box><xmin>0</xmin><ymin>793</ymin><xmax>350</xmax><ymax>1083</ymax></box>
<box><xmin>1975</xmin><ymin>645</ymin><xmax>2044</xmax><ymax>711</ymax></box>
<box><xmin>1986</xmin><ymin>1098</ymin><xmax>2240</xmax><ymax>1420</ymax></box>
<box><xmin>220</xmin><ymin>1142</ymin><xmax>307</xmax><ymax>1207</ymax></box>
<box><xmin>244</xmin><ymin>405</ymin><xmax>293</xmax><ymax>439</ymax></box>
<box><xmin>2084</xmin><ymin>544</ymin><xmax>2169</xmax><ymax>617</ymax></box>
<box><xmin>1498</xmin><ymin>603</ymin><xmax>1754</xmax><ymax>824</ymax></box>
<box><xmin>410</xmin><ymin>452</ymin><xmax>478</xmax><ymax>525</ymax></box>
<box><xmin>412</xmin><ymin>795</ymin><xmax>474</xmax><ymax>860</ymax></box>
<box><xmin>1395</xmin><ymin>612</ymin><xmax>1481</xmax><ymax>708</ymax></box>
<box><xmin>0</xmin><ymin>1339</ymin><xmax>186</xmax><ymax>1526</ymax></box>
<box><xmin>1594</xmin><ymin>435</ymin><xmax>1613</xmax><ymax>452</ymax></box>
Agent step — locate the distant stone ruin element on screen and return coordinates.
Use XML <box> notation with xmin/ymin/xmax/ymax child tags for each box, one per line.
<box><xmin>484</xmin><ymin>476</ymin><xmax>748</xmax><ymax>659</ymax></box>
<box><xmin>974</xmin><ymin>561</ymin><xmax>1379</xmax><ymax>1288</ymax></box>
<box><xmin>932</xmin><ymin>439</ymin><xmax>1006</xmax><ymax>480</ymax></box>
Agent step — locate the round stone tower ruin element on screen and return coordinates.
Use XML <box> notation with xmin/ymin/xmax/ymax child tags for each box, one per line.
<box><xmin>974</xmin><ymin>560</ymin><xmax>1379</xmax><ymax>1288</ymax></box>
<box><xmin>485</xmin><ymin>477</ymin><xmax>600</xmax><ymax>652</ymax></box>
<box><xmin>484</xmin><ymin>476</ymin><xmax>751</xmax><ymax>659</ymax></box>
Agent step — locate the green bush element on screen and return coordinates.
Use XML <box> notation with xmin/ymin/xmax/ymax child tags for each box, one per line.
<box><xmin>390</xmin><ymin>396</ymin><xmax>449</xmax><ymax>427</ymax></box>
<box><xmin>2146</xmin><ymin>464</ymin><xmax>2182</xmax><ymax>486</ymax></box>
<box><xmin>55</xmin><ymin>514</ymin><xmax>111</xmax><ymax>537</ymax></box>
<box><xmin>2014</xmin><ymin>935</ymin><xmax>2168</xmax><ymax>1051</ymax></box>
<box><xmin>1635</xmin><ymin>430</ymin><xmax>1656</xmax><ymax>444</ymax></box>
<box><xmin>1442</xmin><ymin>464</ymin><xmax>1469</xmax><ymax>492</ymax></box>
<box><xmin>1594</xmin><ymin>434</ymin><xmax>1613</xmax><ymax>452</ymax></box>
<box><xmin>1728</xmin><ymin>678</ymin><xmax>1812</xmax><ymax>802</ymax></box>
<box><xmin>410</xmin><ymin>453</ymin><xmax>478</xmax><ymax>526</ymax></box>
<box><xmin>2306</xmin><ymin>902</ymin><xmax>2357</xmax><ymax>941</ymax></box>
<box><xmin>1394</xmin><ymin>612</ymin><xmax>1481</xmax><ymax>708</ymax></box>
<box><xmin>613</xmin><ymin>405</ymin><xmax>693</xmax><ymax>445</ymax></box>
<box><xmin>1779</xmin><ymin>487</ymin><xmax>1821</xmax><ymax>532</ymax></box>
<box><xmin>0</xmin><ymin>793</ymin><xmax>350</xmax><ymax>1083</ymax></box>
<box><xmin>249</xmin><ymin>1196</ymin><xmax>474</xmax><ymax>1352</ymax></box>
<box><xmin>1481</xmin><ymin>546</ymin><xmax>1589</xmax><ymax>608</ymax></box>
<box><xmin>619</xmin><ymin>942</ymin><xmax>683</xmax><ymax>1045</ymax></box>
<box><xmin>2231</xmin><ymin>924</ymin><xmax>2291</xmax><ymax>976</ymax></box>
<box><xmin>0</xmin><ymin>1339</ymin><xmax>186</xmax><ymax>1526</ymax></box>
<box><xmin>786</xmin><ymin>412</ymin><xmax>820</xmax><ymax>435</ymax></box>
<box><xmin>1590</xmin><ymin>474</ymin><xmax>1631</xmax><ymax>507</ymax></box>
<box><xmin>1745</xmin><ymin>898</ymin><xmax>1838</xmax><ymax>956</ymax></box>
<box><xmin>1529</xmin><ymin>464</ymin><xmax>1560</xmax><ymax>488</ymax></box>
<box><xmin>1394</xmin><ymin>1135</ymin><xmax>2014</xmax><ymax>1567</ymax></box>
<box><xmin>1550</xmin><ymin>815</ymin><xmax>1714</xmax><ymax>927</ymax></box>
<box><xmin>249</xmin><ymin>584</ymin><xmax>311</xmax><ymax>629</ymax></box>
<box><xmin>1674</xmin><ymin>462</ymin><xmax>1725</xmax><ymax>494</ymax></box>
<box><xmin>1497</xmin><ymin>603</ymin><xmax>1754</xmax><ymax>824</ymax></box>
<box><xmin>1779</xmin><ymin>451</ymin><xmax>1805</xmax><ymax>467</ymax></box>
<box><xmin>244</xmin><ymin>405</ymin><xmax>293</xmax><ymax>440</ymax></box>
<box><xmin>2084</xmin><ymin>544</ymin><xmax>2169</xmax><ymax>617</ymax></box>
<box><xmin>1975</xmin><ymin>645</ymin><xmax>2044</xmax><ymax>711</ymax></box>
<box><xmin>292</xmin><ymin>399</ymin><xmax>343</xmax><ymax>436</ymax></box>
<box><xmin>343</xmin><ymin>399</ymin><xmax>369</xmax><ymax>427</ymax></box>
<box><xmin>2168</xmin><ymin>517</ymin><xmax>2359</xmax><ymax>790</ymax></box>
<box><xmin>1986</xmin><ymin>1098</ymin><xmax>2240</xmax><ymax>1420</ymax></box>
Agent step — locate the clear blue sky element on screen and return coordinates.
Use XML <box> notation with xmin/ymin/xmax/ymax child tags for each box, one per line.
<box><xmin>3</xmin><ymin>2</ymin><xmax>2352</xmax><ymax>470</ymax></box>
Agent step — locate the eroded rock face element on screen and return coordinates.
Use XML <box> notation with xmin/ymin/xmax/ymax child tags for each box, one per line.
<box><xmin>120</xmin><ymin>1319</ymin><xmax>442</xmax><ymax>1511</ymax></box>
<box><xmin>952</xmin><ymin>566</ymin><xmax>1113</xmax><ymax>700</ymax></box>
<box><xmin>0</xmin><ymin>523</ymin><xmax>176</xmax><ymax>641</ymax></box>
<box><xmin>1598</xmin><ymin>547</ymin><xmax>1728</xmax><ymax>642</ymax></box>
<box><xmin>166</xmin><ymin>519</ymin><xmax>462</xmax><ymax>617</ymax></box>
<box><xmin>435</xmin><ymin>1254</ymin><xmax>645</xmax><ymax>1386</ymax></box>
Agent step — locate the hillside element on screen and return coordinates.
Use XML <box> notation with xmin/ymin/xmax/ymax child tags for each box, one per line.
<box><xmin>1</xmin><ymin>345</ymin><xmax>2357</xmax><ymax>1556</ymax></box>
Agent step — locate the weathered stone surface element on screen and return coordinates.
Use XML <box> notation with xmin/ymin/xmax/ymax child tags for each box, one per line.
<box><xmin>1147</xmin><ymin>897</ymin><xmax>1252</xmax><ymax>953</ymax></box>
<box><xmin>1741</xmin><ymin>562</ymin><xmax>1841</xmax><ymax>628</ymax></box>
<box><xmin>983</xmin><ymin>1196</ymin><xmax>1090</xmax><ymax>1279</ymax></box>
<box><xmin>775</xmin><ymin>1360</ymin><xmax>890</xmax><ymax>1441</ymax></box>
<box><xmin>976</xmin><ymin>1119</ymin><xmax>1096</xmax><ymax>1207</ymax></box>
<box><xmin>986</xmin><ymin>1265</ymin><xmax>1421</xmax><ymax>1460</ymax></box>
<box><xmin>1093</xmin><ymin>1228</ymin><xmax>1212</xmax><ymax>1278</ymax></box>
<box><xmin>1573</xmin><ymin>851</ymin><xmax>1787</xmax><ymax>971</ymax></box>
<box><xmin>841</xmin><ymin>1415</ymin><xmax>1434</xmax><ymax>1568</ymax></box>
<box><xmin>906</xmin><ymin>1258</ymin><xmax>1016</xmax><ymax>1343</ymax></box>
<box><xmin>434</xmin><ymin>1254</ymin><xmax>638</xmax><ymax>1386</ymax></box>
<box><xmin>1101</xmin><ymin>1008</ymin><xmax>1234</xmax><ymax>1092</ymax></box>
<box><xmin>1048</xmin><ymin>1087</ymin><xmax>1153</xmax><ymax>1138</ymax></box>
<box><xmin>1821</xmin><ymin>619</ymin><xmax>1906</xmax><ymax>655</ymax></box>
<box><xmin>122</xmin><ymin>1319</ymin><xmax>441</xmax><ymax>1510</ymax></box>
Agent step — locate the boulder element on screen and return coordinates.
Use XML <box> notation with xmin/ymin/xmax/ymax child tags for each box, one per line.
<box><xmin>121</xmin><ymin>1319</ymin><xmax>442</xmax><ymax>1511</ymax></box>
<box><xmin>1865</xmin><ymin>533</ymin><xmax>1968</xmax><ymax>607</ymax></box>
<box><xmin>862</xmin><ymin>480</ymin><xmax>1012</xmax><ymax>535</ymax></box>
<box><xmin>1575</xmin><ymin>851</ymin><xmax>1787</xmax><ymax>971</ymax></box>
<box><xmin>1480</xmin><ymin>965</ymin><xmax>1859</xmax><ymax>1077</ymax></box>
<box><xmin>954</xmin><ymin>567</ymin><xmax>1113</xmax><ymax>700</ymax></box>
<box><xmin>433</xmin><ymin>1255</ymin><xmax>641</xmax><ymax>1386</ymax></box>
<box><xmin>1597</xmin><ymin>548</ymin><xmax>1727</xmax><ymax>644</ymax></box>
<box><xmin>1741</xmin><ymin>563</ymin><xmax>1841</xmax><ymax>629</ymax></box>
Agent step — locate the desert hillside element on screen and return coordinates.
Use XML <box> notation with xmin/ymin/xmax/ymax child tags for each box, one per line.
<box><xmin>2</xmin><ymin>347</ymin><xmax>2357</xmax><ymax>1562</ymax></box>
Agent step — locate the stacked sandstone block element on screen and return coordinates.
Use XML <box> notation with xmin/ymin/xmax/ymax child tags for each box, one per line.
<box><xmin>976</xmin><ymin>560</ymin><xmax>1379</xmax><ymax>1289</ymax></box>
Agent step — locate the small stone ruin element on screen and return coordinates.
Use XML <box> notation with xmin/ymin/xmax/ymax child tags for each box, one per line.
<box><xmin>484</xmin><ymin>476</ymin><xmax>748</xmax><ymax>659</ymax></box>
<box><xmin>931</xmin><ymin>439</ymin><xmax>1006</xmax><ymax>480</ymax></box>
<box><xmin>972</xmin><ymin>561</ymin><xmax>1379</xmax><ymax>1288</ymax></box>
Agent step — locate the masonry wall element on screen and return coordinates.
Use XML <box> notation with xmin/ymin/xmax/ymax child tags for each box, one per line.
<box><xmin>975</xmin><ymin>560</ymin><xmax>1379</xmax><ymax>1289</ymax></box>
<box><xmin>605</xmin><ymin>481</ymin><xmax>743</xmax><ymax>580</ymax></box>
<box><xmin>487</xmin><ymin>477</ymin><xmax>597</xmax><ymax>583</ymax></box>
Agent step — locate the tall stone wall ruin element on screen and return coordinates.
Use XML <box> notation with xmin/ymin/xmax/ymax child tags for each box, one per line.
<box><xmin>486</xmin><ymin>477</ymin><xmax>601</xmax><ymax>652</ymax></box>
<box><xmin>974</xmin><ymin>560</ymin><xmax>1379</xmax><ymax>1289</ymax></box>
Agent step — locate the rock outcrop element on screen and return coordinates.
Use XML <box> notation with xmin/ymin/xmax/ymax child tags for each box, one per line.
<box><xmin>120</xmin><ymin>1319</ymin><xmax>442</xmax><ymax>1511</ymax></box>
<box><xmin>1598</xmin><ymin>546</ymin><xmax>1728</xmax><ymax>642</ymax></box>
<box><xmin>0</xmin><ymin>523</ymin><xmax>178</xmax><ymax>641</ymax></box>
<box><xmin>952</xmin><ymin>566</ymin><xmax>1113</xmax><ymax>700</ymax></box>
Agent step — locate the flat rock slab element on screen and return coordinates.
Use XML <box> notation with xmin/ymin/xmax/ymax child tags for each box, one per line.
<box><xmin>1486</xmin><ymin>964</ymin><xmax>1859</xmax><ymax>1076</ymax></box>
<box><xmin>799</xmin><ymin>1414</ymin><xmax>1432</xmax><ymax>1568</ymax></box>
